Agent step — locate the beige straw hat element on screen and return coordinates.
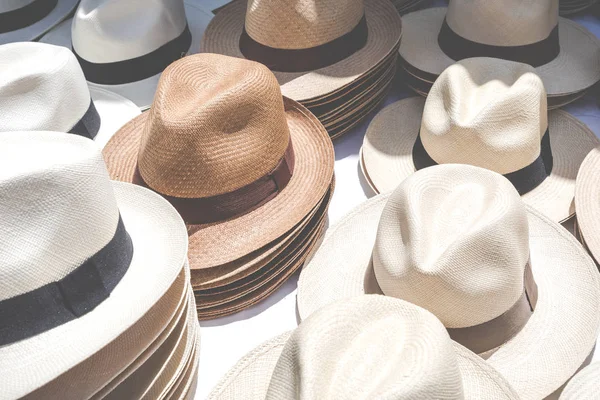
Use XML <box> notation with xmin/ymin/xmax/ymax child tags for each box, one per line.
<box><xmin>575</xmin><ymin>146</ymin><xmax>600</xmax><ymax>264</ymax></box>
<box><xmin>208</xmin><ymin>295</ymin><xmax>520</xmax><ymax>399</ymax></box>
<box><xmin>201</xmin><ymin>0</ymin><xmax>402</xmax><ymax>102</ymax></box>
<box><xmin>399</xmin><ymin>0</ymin><xmax>600</xmax><ymax>96</ymax></box>
<box><xmin>298</xmin><ymin>164</ymin><xmax>600</xmax><ymax>399</ymax></box>
<box><xmin>362</xmin><ymin>58</ymin><xmax>600</xmax><ymax>223</ymax></box>
<box><xmin>103</xmin><ymin>53</ymin><xmax>334</xmax><ymax>271</ymax></box>
<box><xmin>559</xmin><ymin>363</ymin><xmax>600</xmax><ymax>399</ymax></box>
<box><xmin>0</xmin><ymin>131</ymin><xmax>189</xmax><ymax>399</ymax></box>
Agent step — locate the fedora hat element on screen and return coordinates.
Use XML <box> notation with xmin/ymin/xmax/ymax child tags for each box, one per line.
<box><xmin>399</xmin><ymin>0</ymin><xmax>600</xmax><ymax>97</ymax></box>
<box><xmin>298</xmin><ymin>164</ymin><xmax>600</xmax><ymax>399</ymax></box>
<box><xmin>102</xmin><ymin>53</ymin><xmax>334</xmax><ymax>271</ymax></box>
<box><xmin>0</xmin><ymin>42</ymin><xmax>140</xmax><ymax>148</ymax></box>
<box><xmin>201</xmin><ymin>0</ymin><xmax>402</xmax><ymax>102</ymax></box>
<box><xmin>361</xmin><ymin>58</ymin><xmax>600</xmax><ymax>223</ymax></box>
<box><xmin>39</xmin><ymin>0</ymin><xmax>212</xmax><ymax>110</ymax></box>
<box><xmin>208</xmin><ymin>295</ymin><xmax>520</xmax><ymax>399</ymax></box>
<box><xmin>575</xmin><ymin>146</ymin><xmax>600</xmax><ymax>264</ymax></box>
<box><xmin>0</xmin><ymin>0</ymin><xmax>78</xmax><ymax>44</ymax></box>
<box><xmin>560</xmin><ymin>363</ymin><xmax>600</xmax><ymax>399</ymax></box>
<box><xmin>0</xmin><ymin>131</ymin><xmax>190</xmax><ymax>398</ymax></box>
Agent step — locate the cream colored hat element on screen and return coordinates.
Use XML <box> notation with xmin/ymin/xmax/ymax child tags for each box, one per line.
<box><xmin>39</xmin><ymin>0</ymin><xmax>212</xmax><ymax>110</ymax></box>
<box><xmin>298</xmin><ymin>164</ymin><xmax>600</xmax><ymax>399</ymax></box>
<box><xmin>560</xmin><ymin>363</ymin><xmax>600</xmax><ymax>399</ymax></box>
<box><xmin>361</xmin><ymin>58</ymin><xmax>599</xmax><ymax>223</ymax></box>
<box><xmin>0</xmin><ymin>131</ymin><xmax>189</xmax><ymax>398</ymax></box>
<box><xmin>575</xmin><ymin>147</ymin><xmax>600</xmax><ymax>263</ymax></box>
<box><xmin>201</xmin><ymin>0</ymin><xmax>402</xmax><ymax>102</ymax></box>
<box><xmin>0</xmin><ymin>42</ymin><xmax>140</xmax><ymax>148</ymax></box>
<box><xmin>399</xmin><ymin>0</ymin><xmax>600</xmax><ymax>96</ymax></box>
<box><xmin>208</xmin><ymin>295</ymin><xmax>520</xmax><ymax>399</ymax></box>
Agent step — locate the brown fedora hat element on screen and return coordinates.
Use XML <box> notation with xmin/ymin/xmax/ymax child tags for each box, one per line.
<box><xmin>103</xmin><ymin>53</ymin><xmax>334</xmax><ymax>270</ymax></box>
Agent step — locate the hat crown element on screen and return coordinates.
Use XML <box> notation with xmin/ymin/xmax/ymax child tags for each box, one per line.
<box><xmin>72</xmin><ymin>0</ymin><xmax>188</xmax><ymax>63</ymax></box>
<box><xmin>421</xmin><ymin>58</ymin><xmax>548</xmax><ymax>175</ymax></box>
<box><xmin>0</xmin><ymin>132</ymin><xmax>120</xmax><ymax>302</ymax></box>
<box><xmin>0</xmin><ymin>43</ymin><xmax>91</xmax><ymax>133</ymax></box>
<box><xmin>446</xmin><ymin>0</ymin><xmax>559</xmax><ymax>46</ymax></box>
<box><xmin>266</xmin><ymin>295</ymin><xmax>466</xmax><ymax>399</ymax></box>
<box><xmin>137</xmin><ymin>53</ymin><xmax>291</xmax><ymax>198</ymax></box>
<box><xmin>0</xmin><ymin>0</ymin><xmax>35</xmax><ymax>12</ymax></box>
<box><xmin>244</xmin><ymin>0</ymin><xmax>364</xmax><ymax>50</ymax></box>
<box><xmin>373</xmin><ymin>165</ymin><xmax>530</xmax><ymax>328</ymax></box>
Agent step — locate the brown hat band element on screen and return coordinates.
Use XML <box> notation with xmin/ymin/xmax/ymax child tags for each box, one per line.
<box><xmin>239</xmin><ymin>15</ymin><xmax>369</xmax><ymax>73</ymax></box>
<box><xmin>135</xmin><ymin>139</ymin><xmax>295</xmax><ymax>224</ymax></box>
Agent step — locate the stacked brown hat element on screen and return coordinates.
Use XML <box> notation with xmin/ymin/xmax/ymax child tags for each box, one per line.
<box><xmin>103</xmin><ymin>53</ymin><xmax>335</xmax><ymax>320</ymax></box>
<box><xmin>397</xmin><ymin>0</ymin><xmax>600</xmax><ymax>109</ymax></box>
<box><xmin>560</xmin><ymin>0</ymin><xmax>598</xmax><ymax>15</ymax></box>
<box><xmin>201</xmin><ymin>0</ymin><xmax>403</xmax><ymax>140</ymax></box>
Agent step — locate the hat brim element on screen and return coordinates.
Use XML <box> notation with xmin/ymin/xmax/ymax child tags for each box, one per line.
<box><xmin>206</xmin><ymin>331</ymin><xmax>520</xmax><ymax>399</ymax></box>
<box><xmin>0</xmin><ymin>182</ymin><xmax>189</xmax><ymax>398</ymax></box>
<box><xmin>360</xmin><ymin>97</ymin><xmax>600</xmax><ymax>223</ymax></box>
<box><xmin>399</xmin><ymin>7</ymin><xmax>600</xmax><ymax>96</ymax></box>
<box><xmin>39</xmin><ymin>0</ymin><xmax>213</xmax><ymax>110</ymax></box>
<box><xmin>200</xmin><ymin>0</ymin><xmax>402</xmax><ymax>102</ymax></box>
<box><xmin>90</xmin><ymin>87</ymin><xmax>141</xmax><ymax>149</ymax></box>
<box><xmin>297</xmin><ymin>193</ymin><xmax>600</xmax><ymax>399</ymax></box>
<box><xmin>102</xmin><ymin>97</ymin><xmax>334</xmax><ymax>270</ymax></box>
<box><xmin>575</xmin><ymin>146</ymin><xmax>600</xmax><ymax>263</ymax></box>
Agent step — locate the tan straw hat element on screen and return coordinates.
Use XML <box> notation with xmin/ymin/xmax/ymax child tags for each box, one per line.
<box><xmin>298</xmin><ymin>164</ymin><xmax>600</xmax><ymax>399</ymax></box>
<box><xmin>103</xmin><ymin>53</ymin><xmax>334</xmax><ymax>271</ymax></box>
<box><xmin>362</xmin><ymin>58</ymin><xmax>600</xmax><ymax>223</ymax></box>
<box><xmin>208</xmin><ymin>295</ymin><xmax>520</xmax><ymax>399</ymax></box>
<box><xmin>575</xmin><ymin>146</ymin><xmax>600</xmax><ymax>264</ymax></box>
<box><xmin>201</xmin><ymin>0</ymin><xmax>402</xmax><ymax>102</ymax></box>
<box><xmin>0</xmin><ymin>131</ymin><xmax>189</xmax><ymax>399</ymax></box>
<box><xmin>560</xmin><ymin>362</ymin><xmax>600</xmax><ymax>399</ymax></box>
<box><xmin>399</xmin><ymin>0</ymin><xmax>600</xmax><ymax>96</ymax></box>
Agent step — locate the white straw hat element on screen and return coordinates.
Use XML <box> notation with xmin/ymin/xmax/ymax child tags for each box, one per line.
<box><xmin>0</xmin><ymin>0</ymin><xmax>78</xmax><ymax>44</ymax></box>
<box><xmin>298</xmin><ymin>164</ymin><xmax>600</xmax><ymax>399</ymax></box>
<box><xmin>560</xmin><ymin>363</ymin><xmax>600</xmax><ymax>399</ymax></box>
<box><xmin>361</xmin><ymin>58</ymin><xmax>600</xmax><ymax>223</ymax></box>
<box><xmin>208</xmin><ymin>295</ymin><xmax>520</xmax><ymax>399</ymax></box>
<box><xmin>575</xmin><ymin>147</ymin><xmax>600</xmax><ymax>264</ymax></box>
<box><xmin>39</xmin><ymin>0</ymin><xmax>212</xmax><ymax>110</ymax></box>
<box><xmin>399</xmin><ymin>0</ymin><xmax>600</xmax><ymax>96</ymax></box>
<box><xmin>0</xmin><ymin>42</ymin><xmax>140</xmax><ymax>148</ymax></box>
<box><xmin>0</xmin><ymin>131</ymin><xmax>189</xmax><ymax>398</ymax></box>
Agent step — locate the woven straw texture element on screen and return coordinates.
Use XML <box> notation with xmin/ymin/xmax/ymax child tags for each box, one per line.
<box><xmin>560</xmin><ymin>363</ymin><xmax>600</xmax><ymax>399</ymax></box>
<box><xmin>574</xmin><ymin>147</ymin><xmax>600</xmax><ymax>263</ymax></box>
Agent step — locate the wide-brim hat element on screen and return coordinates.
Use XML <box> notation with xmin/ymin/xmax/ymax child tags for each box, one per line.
<box><xmin>200</xmin><ymin>0</ymin><xmax>402</xmax><ymax>103</ymax></box>
<box><xmin>575</xmin><ymin>146</ymin><xmax>600</xmax><ymax>263</ymax></box>
<box><xmin>39</xmin><ymin>0</ymin><xmax>212</xmax><ymax>110</ymax></box>
<box><xmin>559</xmin><ymin>362</ymin><xmax>600</xmax><ymax>399</ymax></box>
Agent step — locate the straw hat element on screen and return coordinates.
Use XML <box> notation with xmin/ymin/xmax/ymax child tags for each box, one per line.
<box><xmin>362</xmin><ymin>58</ymin><xmax>600</xmax><ymax>223</ymax></box>
<box><xmin>575</xmin><ymin>147</ymin><xmax>600</xmax><ymax>264</ymax></box>
<box><xmin>201</xmin><ymin>0</ymin><xmax>402</xmax><ymax>102</ymax></box>
<box><xmin>0</xmin><ymin>42</ymin><xmax>140</xmax><ymax>148</ymax></box>
<box><xmin>39</xmin><ymin>0</ymin><xmax>212</xmax><ymax>110</ymax></box>
<box><xmin>0</xmin><ymin>131</ymin><xmax>189</xmax><ymax>398</ymax></box>
<box><xmin>208</xmin><ymin>295</ymin><xmax>520</xmax><ymax>399</ymax></box>
<box><xmin>298</xmin><ymin>164</ymin><xmax>600</xmax><ymax>399</ymax></box>
<box><xmin>560</xmin><ymin>363</ymin><xmax>600</xmax><ymax>399</ymax></box>
<box><xmin>0</xmin><ymin>0</ymin><xmax>78</xmax><ymax>44</ymax></box>
<box><xmin>102</xmin><ymin>53</ymin><xmax>334</xmax><ymax>270</ymax></box>
<box><xmin>399</xmin><ymin>0</ymin><xmax>600</xmax><ymax>96</ymax></box>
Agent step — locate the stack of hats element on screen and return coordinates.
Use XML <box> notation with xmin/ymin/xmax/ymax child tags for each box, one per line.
<box><xmin>0</xmin><ymin>132</ymin><xmax>200</xmax><ymax>399</ymax></box>
<box><xmin>560</xmin><ymin>0</ymin><xmax>599</xmax><ymax>15</ymax></box>
<box><xmin>201</xmin><ymin>0</ymin><xmax>403</xmax><ymax>139</ymax></box>
<box><xmin>398</xmin><ymin>0</ymin><xmax>600</xmax><ymax>109</ymax></box>
<box><xmin>102</xmin><ymin>53</ymin><xmax>335</xmax><ymax>320</ymax></box>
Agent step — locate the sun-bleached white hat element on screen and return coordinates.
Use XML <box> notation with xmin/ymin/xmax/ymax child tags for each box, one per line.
<box><xmin>208</xmin><ymin>295</ymin><xmax>520</xmax><ymax>399</ymax></box>
<box><xmin>560</xmin><ymin>363</ymin><xmax>600</xmax><ymax>399</ymax></box>
<box><xmin>575</xmin><ymin>147</ymin><xmax>600</xmax><ymax>264</ymax></box>
<box><xmin>40</xmin><ymin>0</ymin><xmax>213</xmax><ymax>110</ymax></box>
<box><xmin>399</xmin><ymin>0</ymin><xmax>600</xmax><ymax>96</ymax></box>
<box><xmin>0</xmin><ymin>131</ymin><xmax>189</xmax><ymax>398</ymax></box>
<box><xmin>361</xmin><ymin>57</ymin><xmax>600</xmax><ymax>223</ymax></box>
<box><xmin>298</xmin><ymin>164</ymin><xmax>600</xmax><ymax>399</ymax></box>
<box><xmin>0</xmin><ymin>42</ymin><xmax>140</xmax><ymax>148</ymax></box>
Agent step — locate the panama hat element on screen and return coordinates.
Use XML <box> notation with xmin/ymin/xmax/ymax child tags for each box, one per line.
<box><xmin>575</xmin><ymin>147</ymin><xmax>600</xmax><ymax>264</ymax></box>
<box><xmin>399</xmin><ymin>0</ymin><xmax>600</xmax><ymax>97</ymax></box>
<box><xmin>39</xmin><ymin>0</ymin><xmax>212</xmax><ymax>110</ymax></box>
<box><xmin>298</xmin><ymin>164</ymin><xmax>600</xmax><ymax>399</ymax></box>
<box><xmin>208</xmin><ymin>295</ymin><xmax>520</xmax><ymax>399</ymax></box>
<box><xmin>0</xmin><ymin>131</ymin><xmax>190</xmax><ymax>398</ymax></box>
<box><xmin>0</xmin><ymin>42</ymin><xmax>140</xmax><ymax>148</ymax></box>
<box><xmin>560</xmin><ymin>363</ymin><xmax>600</xmax><ymax>399</ymax></box>
<box><xmin>362</xmin><ymin>58</ymin><xmax>600</xmax><ymax>223</ymax></box>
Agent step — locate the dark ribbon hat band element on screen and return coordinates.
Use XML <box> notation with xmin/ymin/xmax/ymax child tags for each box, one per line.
<box><xmin>136</xmin><ymin>139</ymin><xmax>295</xmax><ymax>224</ymax></box>
<box><xmin>73</xmin><ymin>25</ymin><xmax>192</xmax><ymax>85</ymax></box>
<box><xmin>239</xmin><ymin>16</ymin><xmax>369</xmax><ymax>73</ymax></box>
<box><xmin>0</xmin><ymin>215</ymin><xmax>133</xmax><ymax>346</ymax></box>
<box><xmin>438</xmin><ymin>18</ymin><xmax>560</xmax><ymax>67</ymax></box>
<box><xmin>0</xmin><ymin>0</ymin><xmax>57</xmax><ymax>33</ymax></box>
<box><xmin>412</xmin><ymin>130</ymin><xmax>554</xmax><ymax>195</ymax></box>
<box><xmin>68</xmin><ymin>100</ymin><xmax>101</xmax><ymax>139</ymax></box>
